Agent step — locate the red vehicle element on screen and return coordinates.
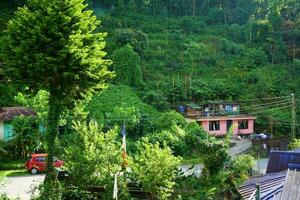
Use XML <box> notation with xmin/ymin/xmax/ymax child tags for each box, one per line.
<box><xmin>25</xmin><ymin>154</ymin><xmax>64</xmax><ymax>174</ymax></box>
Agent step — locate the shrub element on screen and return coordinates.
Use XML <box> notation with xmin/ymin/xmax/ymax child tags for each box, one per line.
<box><xmin>63</xmin><ymin>121</ymin><xmax>128</xmax><ymax>199</ymax></box>
<box><xmin>129</xmin><ymin>139</ymin><xmax>181</xmax><ymax>200</ymax></box>
<box><xmin>289</xmin><ymin>139</ymin><xmax>300</xmax><ymax>150</ymax></box>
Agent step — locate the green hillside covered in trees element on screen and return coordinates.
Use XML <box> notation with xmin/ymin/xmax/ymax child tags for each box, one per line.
<box><xmin>0</xmin><ymin>0</ymin><xmax>300</xmax><ymax>199</ymax></box>
<box><xmin>1</xmin><ymin>0</ymin><xmax>299</xmax><ymax>135</ymax></box>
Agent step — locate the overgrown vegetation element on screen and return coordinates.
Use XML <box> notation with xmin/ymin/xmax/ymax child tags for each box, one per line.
<box><xmin>0</xmin><ymin>0</ymin><xmax>299</xmax><ymax>199</ymax></box>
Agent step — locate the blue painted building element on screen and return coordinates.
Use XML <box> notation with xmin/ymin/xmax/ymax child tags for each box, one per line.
<box><xmin>0</xmin><ymin>107</ymin><xmax>36</xmax><ymax>141</ymax></box>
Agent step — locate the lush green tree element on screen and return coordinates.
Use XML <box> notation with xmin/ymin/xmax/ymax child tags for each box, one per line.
<box><xmin>0</xmin><ymin>84</ymin><xmax>18</xmax><ymax>107</ymax></box>
<box><xmin>11</xmin><ymin>116</ymin><xmax>43</xmax><ymax>158</ymax></box>
<box><xmin>152</xmin><ymin>111</ymin><xmax>186</xmax><ymax>131</ymax></box>
<box><xmin>0</xmin><ymin>0</ymin><xmax>113</xmax><ymax>185</ymax></box>
<box><xmin>147</xmin><ymin>125</ymin><xmax>187</xmax><ymax>156</ymax></box>
<box><xmin>111</xmin><ymin>44</ymin><xmax>144</xmax><ymax>87</ymax></box>
<box><xmin>88</xmin><ymin>85</ymin><xmax>158</xmax><ymax>138</ymax></box>
<box><xmin>63</xmin><ymin>121</ymin><xmax>128</xmax><ymax>199</ymax></box>
<box><xmin>114</xmin><ymin>29</ymin><xmax>147</xmax><ymax>56</ymax></box>
<box><xmin>129</xmin><ymin>138</ymin><xmax>181</xmax><ymax>200</ymax></box>
<box><xmin>201</xmin><ymin>137</ymin><xmax>230</xmax><ymax>175</ymax></box>
<box><xmin>14</xmin><ymin>90</ymin><xmax>49</xmax><ymax>125</ymax></box>
<box><xmin>228</xmin><ymin>155</ymin><xmax>254</xmax><ymax>185</ymax></box>
<box><xmin>175</xmin><ymin>142</ymin><xmax>253</xmax><ymax>200</ymax></box>
<box><xmin>141</xmin><ymin>89</ymin><xmax>169</xmax><ymax>111</ymax></box>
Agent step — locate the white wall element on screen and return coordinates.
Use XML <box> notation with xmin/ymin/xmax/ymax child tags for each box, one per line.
<box><xmin>0</xmin><ymin>121</ymin><xmax>3</xmax><ymax>140</ymax></box>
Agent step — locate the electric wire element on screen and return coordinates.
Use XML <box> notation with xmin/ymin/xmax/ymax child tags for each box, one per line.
<box><xmin>240</xmin><ymin>102</ymin><xmax>292</xmax><ymax>113</ymax></box>
<box><xmin>244</xmin><ymin>105</ymin><xmax>291</xmax><ymax>115</ymax></box>
<box><xmin>168</xmin><ymin>95</ymin><xmax>291</xmax><ymax>106</ymax></box>
<box><xmin>240</xmin><ymin>99</ymin><xmax>292</xmax><ymax>109</ymax></box>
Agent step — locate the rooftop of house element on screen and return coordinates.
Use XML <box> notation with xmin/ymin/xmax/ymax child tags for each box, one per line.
<box><xmin>0</xmin><ymin>107</ymin><xmax>36</xmax><ymax>121</ymax></box>
<box><xmin>178</xmin><ymin>102</ymin><xmax>249</xmax><ymax>118</ymax></box>
<box><xmin>237</xmin><ymin>171</ymin><xmax>286</xmax><ymax>200</ymax></box>
<box><xmin>195</xmin><ymin>115</ymin><xmax>257</xmax><ymax>121</ymax></box>
<box><xmin>266</xmin><ymin>150</ymin><xmax>300</xmax><ymax>174</ymax></box>
<box><xmin>238</xmin><ymin>149</ymin><xmax>300</xmax><ymax>200</ymax></box>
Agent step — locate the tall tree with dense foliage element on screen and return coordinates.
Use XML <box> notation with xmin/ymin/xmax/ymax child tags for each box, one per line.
<box><xmin>111</xmin><ymin>44</ymin><xmax>144</xmax><ymax>87</ymax></box>
<box><xmin>0</xmin><ymin>0</ymin><xmax>113</xmax><ymax>187</ymax></box>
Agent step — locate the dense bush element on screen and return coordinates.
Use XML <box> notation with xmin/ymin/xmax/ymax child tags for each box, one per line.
<box><xmin>63</xmin><ymin>121</ymin><xmax>129</xmax><ymax>199</ymax></box>
<box><xmin>129</xmin><ymin>138</ymin><xmax>181</xmax><ymax>200</ymax></box>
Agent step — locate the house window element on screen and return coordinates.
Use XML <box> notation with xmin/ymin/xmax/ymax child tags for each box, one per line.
<box><xmin>225</xmin><ymin>105</ymin><xmax>233</xmax><ymax>112</ymax></box>
<box><xmin>209</xmin><ymin>121</ymin><xmax>220</xmax><ymax>131</ymax></box>
<box><xmin>238</xmin><ymin>120</ymin><xmax>248</xmax><ymax>129</ymax></box>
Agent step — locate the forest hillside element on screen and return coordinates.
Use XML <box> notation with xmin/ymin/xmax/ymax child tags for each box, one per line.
<box><xmin>1</xmin><ymin>0</ymin><xmax>300</xmax><ymax>136</ymax></box>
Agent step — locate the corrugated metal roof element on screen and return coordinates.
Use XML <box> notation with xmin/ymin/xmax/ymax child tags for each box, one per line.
<box><xmin>266</xmin><ymin>151</ymin><xmax>300</xmax><ymax>174</ymax></box>
<box><xmin>237</xmin><ymin>171</ymin><xmax>286</xmax><ymax>200</ymax></box>
<box><xmin>260</xmin><ymin>184</ymin><xmax>283</xmax><ymax>200</ymax></box>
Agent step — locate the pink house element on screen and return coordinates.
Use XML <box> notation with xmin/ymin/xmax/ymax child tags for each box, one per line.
<box><xmin>181</xmin><ymin>102</ymin><xmax>257</xmax><ymax>136</ymax></box>
<box><xmin>199</xmin><ymin>115</ymin><xmax>256</xmax><ymax>136</ymax></box>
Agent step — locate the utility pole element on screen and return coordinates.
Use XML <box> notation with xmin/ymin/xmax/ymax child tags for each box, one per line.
<box><xmin>255</xmin><ymin>183</ymin><xmax>260</xmax><ymax>200</ymax></box>
<box><xmin>291</xmin><ymin>94</ymin><xmax>296</xmax><ymax>140</ymax></box>
<box><xmin>190</xmin><ymin>75</ymin><xmax>192</xmax><ymax>101</ymax></box>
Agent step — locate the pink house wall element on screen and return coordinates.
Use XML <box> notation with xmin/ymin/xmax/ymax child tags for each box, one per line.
<box><xmin>200</xmin><ymin>119</ymin><xmax>254</xmax><ymax>136</ymax></box>
<box><xmin>236</xmin><ymin>119</ymin><xmax>254</xmax><ymax>135</ymax></box>
<box><xmin>201</xmin><ymin>120</ymin><xmax>227</xmax><ymax>136</ymax></box>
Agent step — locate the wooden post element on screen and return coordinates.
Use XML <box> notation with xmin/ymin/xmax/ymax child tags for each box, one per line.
<box><xmin>291</xmin><ymin>94</ymin><xmax>296</xmax><ymax>140</ymax></box>
<box><xmin>192</xmin><ymin>0</ymin><xmax>196</xmax><ymax>16</ymax></box>
<box><xmin>172</xmin><ymin>75</ymin><xmax>175</xmax><ymax>106</ymax></box>
<box><xmin>190</xmin><ymin>75</ymin><xmax>192</xmax><ymax>101</ymax></box>
<box><xmin>255</xmin><ymin>183</ymin><xmax>260</xmax><ymax>200</ymax></box>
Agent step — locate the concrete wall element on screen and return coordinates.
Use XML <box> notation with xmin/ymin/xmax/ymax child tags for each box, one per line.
<box><xmin>0</xmin><ymin>121</ymin><xmax>3</xmax><ymax>140</ymax></box>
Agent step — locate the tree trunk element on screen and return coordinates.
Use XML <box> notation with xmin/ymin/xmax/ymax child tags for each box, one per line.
<box><xmin>45</xmin><ymin>93</ymin><xmax>62</xmax><ymax>183</ymax></box>
<box><xmin>192</xmin><ymin>0</ymin><xmax>196</xmax><ymax>16</ymax></box>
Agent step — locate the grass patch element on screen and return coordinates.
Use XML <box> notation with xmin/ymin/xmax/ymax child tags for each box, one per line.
<box><xmin>0</xmin><ymin>169</ymin><xmax>28</xmax><ymax>183</ymax></box>
<box><xmin>0</xmin><ymin>171</ymin><xmax>7</xmax><ymax>182</ymax></box>
<box><xmin>6</xmin><ymin>169</ymin><xmax>28</xmax><ymax>177</ymax></box>
<box><xmin>181</xmin><ymin>157</ymin><xmax>203</xmax><ymax>165</ymax></box>
<box><xmin>0</xmin><ymin>159</ymin><xmax>25</xmax><ymax>171</ymax></box>
<box><xmin>0</xmin><ymin>159</ymin><xmax>28</xmax><ymax>183</ymax></box>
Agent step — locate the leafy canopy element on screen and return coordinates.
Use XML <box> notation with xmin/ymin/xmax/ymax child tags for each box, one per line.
<box><xmin>0</xmin><ymin>0</ymin><xmax>113</xmax><ymax>106</ymax></box>
<box><xmin>129</xmin><ymin>138</ymin><xmax>181</xmax><ymax>200</ymax></box>
<box><xmin>63</xmin><ymin>121</ymin><xmax>127</xmax><ymax>199</ymax></box>
<box><xmin>111</xmin><ymin>44</ymin><xmax>144</xmax><ymax>88</ymax></box>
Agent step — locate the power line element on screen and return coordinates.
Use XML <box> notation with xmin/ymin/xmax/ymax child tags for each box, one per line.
<box><xmin>168</xmin><ymin>96</ymin><xmax>291</xmax><ymax>106</ymax></box>
<box><xmin>235</xmin><ymin>95</ymin><xmax>291</xmax><ymax>102</ymax></box>
<box><xmin>240</xmin><ymin>101</ymin><xmax>292</xmax><ymax>111</ymax></box>
<box><xmin>245</xmin><ymin>105</ymin><xmax>291</xmax><ymax>115</ymax></box>
<box><xmin>256</xmin><ymin>121</ymin><xmax>300</xmax><ymax>126</ymax></box>
<box><xmin>240</xmin><ymin>99</ymin><xmax>292</xmax><ymax>109</ymax></box>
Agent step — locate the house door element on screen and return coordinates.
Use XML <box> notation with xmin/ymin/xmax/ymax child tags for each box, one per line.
<box><xmin>227</xmin><ymin>120</ymin><xmax>233</xmax><ymax>131</ymax></box>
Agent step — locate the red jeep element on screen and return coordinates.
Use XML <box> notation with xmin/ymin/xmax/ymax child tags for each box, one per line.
<box><xmin>25</xmin><ymin>154</ymin><xmax>64</xmax><ymax>174</ymax></box>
